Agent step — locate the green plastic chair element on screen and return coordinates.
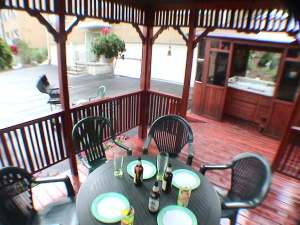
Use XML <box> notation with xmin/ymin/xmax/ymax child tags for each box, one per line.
<box><xmin>72</xmin><ymin>116</ymin><xmax>132</xmax><ymax>173</ymax></box>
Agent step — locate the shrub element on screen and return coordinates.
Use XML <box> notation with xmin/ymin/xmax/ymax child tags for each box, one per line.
<box><xmin>31</xmin><ymin>48</ymin><xmax>48</xmax><ymax>64</ymax></box>
<box><xmin>91</xmin><ymin>33</ymin><xmax>125</xmax><ymax>59</ymax></box>
<box><xmin>15</xmin><ymin>39</ymin><xmax>32</xmax><ymax>64</ymax></box>
<box><xmin>0</xmin><ymin>38</ymin><xmax>13</xmax><ymax>70</ymax></box>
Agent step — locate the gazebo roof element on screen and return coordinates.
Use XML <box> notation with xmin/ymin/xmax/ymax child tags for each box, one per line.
<box><xmin>1</xmin><ymin>0</ymin><xmax>299</xmax><ymax>36</ymax></box>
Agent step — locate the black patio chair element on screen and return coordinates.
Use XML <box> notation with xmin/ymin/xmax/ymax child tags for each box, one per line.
<box><xmin>36</xmin><ymin>74</ymin><xmax>60</xmax><ymax>110</ymax></box>
<box><xmin>200</xmin><ymin>152</ymin><xmax>272</xmax><ymax>225</ymax></box>
<box><xmin>143</xmin><ymin>115</ymin><xmax>194</xmax><ymax>165</ymax></box>
<box><xmin>72</xmin><ymin>116</ymin><xmax>132</xmax><ymax>173</ymax></box>
<box><xmin>0</xmin><ymin>166</ymin><xmax>77</xmax><ymax>225</ymax></box>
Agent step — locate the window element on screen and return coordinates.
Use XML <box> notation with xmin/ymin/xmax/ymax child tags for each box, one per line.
<box><xmin>277</xmin><ymin>61</ymin><xmax>300</xmax><ymax>101</ymax></box>
<box><xmin>232</xmin><ymin>46</ymin><xmax>281</xmax><ymax>83</ymax></box>
<box><xmin>195</xmin><ymin>39</ymin><xmax>206</xmax><ymax>82</ymax></box>
<box><xmin>207</xmin><ymin>51</ymin><xmax>228</xmax><ymax>86</ymax></box>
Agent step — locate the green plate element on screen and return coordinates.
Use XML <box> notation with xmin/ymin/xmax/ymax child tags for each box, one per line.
<box><xmin>127</xmin><ymin>160</ymin><xmax>157</xmax><ymax>179</ymax></box>
<box><xmin>90</xmin><ymin>192</ymin><xmax>130</xmax><ymax>223</ymax></box>
<box><xmin>172</xmin><ymin>169</ymin><xmax>201</xmax><ymax>190</ymax></box>
<box><xmin>157</xmin><ymin>205</ymin><xmax>198</xmax><ymax>225</ymax></box>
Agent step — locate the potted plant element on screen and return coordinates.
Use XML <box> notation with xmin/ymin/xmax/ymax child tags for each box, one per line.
<box><xmin>91</xmin><ymin>33</ymin><xmax>125</xmax><ymax>63</ymax></box>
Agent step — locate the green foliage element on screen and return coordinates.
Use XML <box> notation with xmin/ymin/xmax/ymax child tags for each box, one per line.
<box><xmin>31</xmin><ymin>48</ymin><xmax>48</xmax><ymax>64</ymax></box>
<box><xmin>91</xmin><ymin>33</ymin><xmax>125</xmax><ymax>59</ymax></box>
<box><xmin>0</xmin><ymin>38</ymin><xmax>12</xmax><ymax>70</ymax></box>
<box><xmin>15</xmin><ymin>39</ymin><xmax>32</xmax><ymax>64</ymax></box>
<box><xmin>258</xmin><ymin>52</ymin><xmax>277</xmax><ymax>69</ymax></box>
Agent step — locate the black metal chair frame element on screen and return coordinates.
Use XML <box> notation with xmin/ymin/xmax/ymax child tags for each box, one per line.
<box><xmin>72</xmin><ymin>116</ymin><xmax>132</xmax><ymax>173</ymax></box>
<box><xmin>200</xmin><ymin>152</ymin><xmax>272</xmax><ymax>225</ymax></box>
<box><xmin>0</xmin><ymin>166</ymin><xmax>75</xmax><ymax>225</ymax></box>
<box><xmin>143</xmin><ymin>114</ymin><xmax>194</xmax><ymax>165</ymax></box>
<box><xmin>36</xmin><ymin>74</ymin><xmax>61</xmax><ymax>110</ymax></box>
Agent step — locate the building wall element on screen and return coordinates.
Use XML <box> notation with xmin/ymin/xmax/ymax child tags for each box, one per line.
<box><xmin>0</xmin><ymin>10</ymin><xmax>47</xmax><ymax>48</ymax></box>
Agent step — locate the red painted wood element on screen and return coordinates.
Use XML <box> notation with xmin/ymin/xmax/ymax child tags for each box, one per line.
<box><xmin>181</xmin><ymin>9</ymin><xmax>197</xmax><ymax>117</ymax></box>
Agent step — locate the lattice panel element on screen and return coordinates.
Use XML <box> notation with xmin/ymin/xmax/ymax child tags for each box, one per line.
<box><xmin>2</xmin><ymin>0</ymin><xmax>56</xmax><ymax>13</ymax></box>
<box><xmin>154</xmin><ymin>9</ymin><xmax>190</xmax><ymax>26</ymax></box>
<box><xmin>196</xmin><ymin>8</ymin><xmax>300</xmax><ymax>34</ymax></box>
<box><xmin>64</xmin><ymin>0</ymin><xmax>145</xmax><ymax>25</ymax></box>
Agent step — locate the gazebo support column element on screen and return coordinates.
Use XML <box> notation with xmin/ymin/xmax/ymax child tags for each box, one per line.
<box><xmin>138</xmin><ymin>25</ymin><xmax>153</xmax><ymax>139</ymax></box>
<box><xmin>56</xmin><ymin>7</ymin><xmax>78</xmax><ymax>176</ymax></box>
<box><xmin>180</xmin><ymin>10</ymin><xmax>197</xmax><ymax>117</ymax></box>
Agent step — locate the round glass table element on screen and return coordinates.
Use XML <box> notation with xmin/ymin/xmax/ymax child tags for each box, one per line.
<box><xmin>76</xmin><ymin>156</ymin><xmax>221</xmax><ymax>225</ymax></box>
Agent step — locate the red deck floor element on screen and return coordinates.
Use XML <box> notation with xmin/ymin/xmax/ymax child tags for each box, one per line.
<box><xmin>32</xmin><ymin>114</ymin><xmax>300</xmax><ymax>225</ymax></box>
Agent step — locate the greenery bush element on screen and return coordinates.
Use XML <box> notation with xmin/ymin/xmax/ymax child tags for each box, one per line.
<box><xmin>91</xmin><ymin>33</ymin><xmax>125</xmax><ymax>59</ymax></box>
<box><xmin>31</xmin><ymin>48</ymin><xmax>48</xmax><ymax>64</ymax></box>
<box><xmin>15</xmin><ymin>39</ymin><xmax>32</xmax><ymax>64</ymax></box>
<box><xmin>0</xmin><ymin>38</ymin><xmax>13</xmax><ymax>70</ymax></box>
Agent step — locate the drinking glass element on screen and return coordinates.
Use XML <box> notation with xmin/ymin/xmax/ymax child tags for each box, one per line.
<box><xmin>113</xmin><ymin>151</ymin><xmax>124</xmax><ymax>177</ymax></box>
<box><xmin>156</xmin><ymin>152</ymin><xmax>169</xmax><ymax>181</ymax></box>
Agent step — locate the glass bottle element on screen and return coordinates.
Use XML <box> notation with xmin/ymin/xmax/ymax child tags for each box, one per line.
<box><xmin>162</xmin><ymin>163</ymin><xmax>173</xmax><ymax>193</ymax></box>
<box><xmin>148</xmin><ymin>181</ymin><xmax>160</xmax><ymax>213</ymax></box>
<box><xmin>134</xmin><ymin>157</ymin><xmax>143</xmax><ymax>186</ymax></box>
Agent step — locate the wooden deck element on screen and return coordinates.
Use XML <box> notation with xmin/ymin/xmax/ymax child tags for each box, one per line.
<box><xmin>32</xmin><ymin>114</ymin><xmax>300</xmax><ymax>225</ymax></box>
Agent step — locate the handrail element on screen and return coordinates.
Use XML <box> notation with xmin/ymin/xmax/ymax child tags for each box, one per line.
<box><xmin>0</xmin><ymin>111</ymin><xmax>64</xmax><ymax>133</ymax></box>
<box><xmin>71</xmin><ymin>90</ymin><xmax>144</xmax><ymax>112</ymax></box>
<box><xmin>148</xmin><ymin>90</ymin><xmax>182</xmax><ymax>101</ymax></box>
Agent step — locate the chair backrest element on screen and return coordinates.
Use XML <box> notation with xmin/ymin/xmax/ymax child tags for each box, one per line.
<box><xmin>72</xmin><ymin>117</ymin><xmax>115</xmax><ymax>164</ymax></box>
<box><xmin>228</xmin><ymin>153</ymin><xmax>272</xmax><ymax>206</ymax></box>
<box><xmin>148</xmin><ymin>115</ymin><xmax>193</xmax><ymax>156</ymax></box>
<box><xmin>0</xmin><ymin>167</ymin><xmax>34</xmax><ymax>225</ymax></box>
<box><xmin>96</xmin><ymin>85</ymin><xmax>106</xmax><ymax>98</ymax></box>
<box><xmin>36</xmin><ymin>74</ymin><xmax>50</xmax><ymax>94</ymax></box>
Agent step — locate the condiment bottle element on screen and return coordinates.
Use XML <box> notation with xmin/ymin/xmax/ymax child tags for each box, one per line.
<box><xmin>134</xmin><ymin>157</ymin><xmax>143</xmax><ymax>186</ymax></box>
<box><xmin>162</xmin><ymin>163</ymin><xmax>173</xmax><ymax>193</ymax></box>
<box><xmin>121</xmin><ymin>206</ymin><xmax>134</xmax><ymax>225</ymax></box>
<box><xmin>148</xmin><ymin>181</ymin><xmax>160</xmax><ymax>213</ymax></box>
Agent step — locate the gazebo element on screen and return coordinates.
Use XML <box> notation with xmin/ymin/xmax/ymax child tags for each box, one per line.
<box><xmin>0</xmin><ymin>0</ymin><xmax>299</xmax><ymax>193</ymax></box>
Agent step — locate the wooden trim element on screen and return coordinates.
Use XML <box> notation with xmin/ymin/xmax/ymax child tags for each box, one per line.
<box><xmin>152</xmin><ymin>26</ymin><xmax>168</xmax><ymax>44</ymax></box>
<box><xmin>173</xmin><ymin>26</ymin><xmax>188</xmax><ymax>44</ymax></box>
<box><xmin>55</xmin><ymin>2</ymin><xmax>78</xmax><ymax>176</ymax></box>
<box><xmin>148</xmin><ymin>90</ymin><xmax>181</xmax><ymax>100</ymax></box>
<box><xmin>180</xmin><ymin>9</ymin><xmax>197</xmax><ymax>116</ymax></box>
<box><xmin>65</xmin><ymin>16</ymin><xmax>85</xmax><ymax>37</ymax></box>
<box><xmin>132</xmin><ymin>24</ymin><xmax>146</xmax><ymax>43</ymax></box>
<box><xmin>193</xmin><ymin>28</ymin><xmax>214</xmax><ymax>49</ymax></box>
<box><xmin>26</xmin><ymin>11</ymin><xmax>58</xmax><ymax>42</ymax></box>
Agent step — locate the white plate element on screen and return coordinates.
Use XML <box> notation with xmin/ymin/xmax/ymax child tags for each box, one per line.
<box><xmin>172</xmin><ymin>169</ymin><xmax>201</xmax><ymax>190</ymax></box>
<box><xmin>157</xmin><ymin>205</ymin><xmax>198</xmax><ymax>225</ymax></box>
<box><xmin>127</xmin><ymin>160</ymin><xmax>157</xmax><ymax>179</ymax></box>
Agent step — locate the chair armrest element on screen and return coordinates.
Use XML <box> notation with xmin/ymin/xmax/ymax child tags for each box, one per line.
<box><xmin>81</xmin><ymin>157</ymin><xmax>92</xmax><ymax>171</ymax></box>
<box><xmin>142</xmin><ymin>137</ymin><xmax>151</xmax><ymax>155</ymax></box>
<box><xmin>112</xmin><ymin>139</ymin><xmax>132</xmax><ymax>156</ymax></box>
<box><xmin>200</xmin><ymin>163</ymin><xmax>232</xmax><ymax>175</ymax></box>
<box><xmin>33</xmin><ymin>176</ymin><xmax>75</xmax><ymax>197</ymax></box>
<box><xmin>186</xmin><ymin>142</ymin><xmax>194</xmax><ymax>166</ymax></box>
<box><xmin>222</xmin><ymin>199</ymin><xmax>260</xmax><ymax>209</ymax></box>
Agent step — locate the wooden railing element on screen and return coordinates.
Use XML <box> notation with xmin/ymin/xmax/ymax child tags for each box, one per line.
<box><xmin>0</xmin><ymin>90</ymin><xmax>181</xmax><ymax>174</ymax></box>
<box><xmin>275</xmin><ymin>129</ymin><xmax>300</xmax><ymax>179</ymax></box>
<box><xmin>0</xmin><ymin>112</ymin><xmax>67</xmax><ymax>174</ymax></box>
<box><xmin>147</xmin><ymin>90</ymin><xmax>182</xmax><ymax>125</ymax></box>
<box><xmin>71</xmin><ymin>91</ymin><xmax>143</xmax><ymax>140</ymax></box>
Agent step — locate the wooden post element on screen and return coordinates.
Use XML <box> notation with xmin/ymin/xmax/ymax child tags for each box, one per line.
<box><xmin>138</xmin><ymin>25</ymin><xmax>153</xmax><ymax>139</ymax></box>
<box><xmin>56</xmin><ymin>2</ymin><xmax>78</xmax><ymax>176</ymax></box>
<box><xmin>272</xmin><ymin>92</ymin><xmax>300</xmax><ymax>171</ymax></box>
<box><xmin>180</xmin><ymin>10</ymin><xmax>197</xmax><ymax>117</ymax></box>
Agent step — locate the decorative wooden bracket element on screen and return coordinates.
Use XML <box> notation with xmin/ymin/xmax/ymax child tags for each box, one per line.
<box><xmin>151</xmin><ymin>26</ymin><xmax>168</xmax><ymax>44</ymax></box>
<box><xmin>27</xmin><ymin>10</ymin><xmax>84</xmax><ymax>43</ymax></box>
<box><xmin>192</xmin><ymin>28</ymin><xmax>214</xmax><ymax>49</ymax></box>
<box><xmin>65</xmin><ymin>16</ymin><xmax>85</xmax><ymax>37</ymax></box>
<box><xmin>27</xmin><ymin>11</ymin><xmax>59</xmax><ymax>42</ymax></box>
<box><xmin>132</xmin><ymin>24</ymin><xmax>146</xmax><ymax>44</ymax></box>
<box><xmin>173</xmin><ymin>26</ymin><xmax>188</xmax><ymax>43</ymax></box>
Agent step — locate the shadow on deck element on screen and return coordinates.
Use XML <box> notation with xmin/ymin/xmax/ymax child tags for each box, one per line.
<box><xmin>32</xmin><ymin>114</ymin><xmax>300</xmax><ymax>225</ymax></box>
